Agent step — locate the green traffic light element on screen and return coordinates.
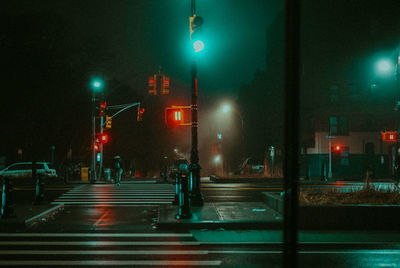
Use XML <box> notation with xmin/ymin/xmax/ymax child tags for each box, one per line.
<box><xmin>193</xmin><ymin>40</ymin><xmax>205</xmax><ymax>53</ymax></box>
<box><xmin>90</xmin><ymin>78</ymin><xmax>104</xmax><ymax>91</ymax></box>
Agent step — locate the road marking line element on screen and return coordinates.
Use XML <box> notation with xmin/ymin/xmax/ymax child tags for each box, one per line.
<box><xmin>56</xmin><ymin>196</ymin><xmax>174</xmax><ymax>201</ymax></box>
<box><xmin>0</xmin><ymin>241</ymin><xmax>201</xmax><ymax>246</ymax></box>
<box><xmin>63</xmin><ymin>193</ymin><xmax>175</xmax><ymax>195</ymax></box>
<box><xmin>0</xmin><ymin>233</ymin><xmax>193</xmax><ymax>237</ymax></box>
<box><xmin>0</xmin><ymin>260</ymin><xmax>221</xmax><ymax>266</ymax></box>
<box><xmin>93</xmin><ymin>209</ymin><xmax>111</xmax><ymax>226</ymax></box>
<box><xmin>51</xmin><ymin>200</ymin><xmax>172</xmax><ymax>205</ymax></box>
<box><xmin>50</xmin><ymin>204</ymin><xmax>159</xmax><ymax>207</ymax></box>
<box><xmin>0</xmin><ymin>250</ymin><xmax>207</xmax><ymax>255</ymax></box>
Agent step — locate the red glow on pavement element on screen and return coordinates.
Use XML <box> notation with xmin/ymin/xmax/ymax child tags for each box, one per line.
<box><xmin>334</xmin><ymin>181</ymin><xmax>345</xmax><ymax>187</ymax></box>
<box><xmin>94</xmin><ymin>209</ymin><xmax>113</xmax><ymax>227</ymax></box>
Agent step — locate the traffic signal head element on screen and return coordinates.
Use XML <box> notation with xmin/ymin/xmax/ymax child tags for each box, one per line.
<box><xmin>99</xmin><ymin>101</ymin><xmax>107</xmax><ymax>117</ymax></box>
<box><xmin>99</xmin><ymin>133</ymin><xmax>109</xmax><ymax>143</ymax></box>
<box><xmin>189</xmin><ymin>15</ymin><xmax>204</xmax><ymax>53</ymax></box>
<box><xmin>90</xmin><ymin>77</ymin><xmax>104</xmax><ymax>91</ymax></box>
<box><xmin>137</xmin><ymin>107</ymin><xmax>145</xmax><ymax>122</ymax></box>
<box><xmin>334</xmin><ymin>145</ymin><xmax>341</xmax><ymax>152</ymax></box>
<box><xmin>165</xmin><ymin>107</ymin><xmax>184</xmax><ymax>126</ymax></box>
<box><xmin>94</xmin><ymin>143</ymin><xmax>99</xmax><ymax>151</ymax></box>
<box><xmin>382</xmin><ymin>131</ymin><xmax>397</xmax><ymax>142</ymax></box>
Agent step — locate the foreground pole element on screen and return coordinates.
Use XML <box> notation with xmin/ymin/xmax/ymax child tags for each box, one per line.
<box><xmin>283</xmin><ymin>0</ymin><xmax>301</xmax><ymax>267</ymax></box>
<box><xmin>189</xmin><ymin>0</ymin><xmax>203</xmax><ymax>206</ymax></box>
<box><xmin>1</xmin><ymin>177</ymin><xmax>16</xmax><ymax>219</ymax></box>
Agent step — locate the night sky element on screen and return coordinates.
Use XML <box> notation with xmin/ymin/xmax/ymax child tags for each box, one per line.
<box><xmin>2</xmin><ymin>0</ymin><xmax>278</xmax><ymax>95</ymax></box>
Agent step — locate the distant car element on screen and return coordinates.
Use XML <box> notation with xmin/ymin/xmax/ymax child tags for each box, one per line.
<box><xmin>0</xmin><ymin>162</ymin><xmax>58</xmax><ymax>179</ymax></box>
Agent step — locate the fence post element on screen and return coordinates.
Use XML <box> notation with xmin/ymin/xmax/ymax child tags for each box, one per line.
<box><xmin>1</xmin><ymin>176</ymin><xmax>16</xmax><ymax>219</ymax></box>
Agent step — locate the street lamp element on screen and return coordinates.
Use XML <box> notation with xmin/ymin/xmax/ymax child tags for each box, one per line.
<box><xmin>220</xmin><ymin>103</ymin><xmax>244</xmax><ymax>130</ymax></box>
<box><xmin>375</xmin><ymin>58</ymin><xmax>395</xmax><ymax>77</ymax></box>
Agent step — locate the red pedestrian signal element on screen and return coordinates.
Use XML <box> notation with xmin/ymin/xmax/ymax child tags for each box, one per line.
<box><xmin>137</xmin><ymin>107</ymin><xmax>145</xmax><ymax>122</ymax></box>
<box><xmin>94</xmin><ymin>143</ymin><xmax>99</xmax><ymax>151</ymax></box>
<box><xmin>382</xmin><ymin>131</ymin><xmax>397</xmax><ymax>142</ymax></box>
<box><xmin>165</xmin><ymin>108</ymin><xmax>184</xmax><ymax>126</ymax></box>
<box><xmin>99</xmin><ymin>133</ymin><xmax>109</xmax><ymax>143</ymax></box>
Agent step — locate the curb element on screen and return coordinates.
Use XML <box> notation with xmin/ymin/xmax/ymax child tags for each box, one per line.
<box><xmin>262</xmin><ymin>192</ymin><xmax>400</xmax><ymax>230</ymax></box>
<box><xmin>210</xmin><ymin>175</ymin><xmax>283</xmax><ymax>183</ymax></box>
<box><xmin>157</xmin><ymin>220</ymin><xmax>282</xmax><ymax>230</ymax></box>
<box><xmin>25</xmin><ymin>203</ymin><xmax>64</xmax><ymax>226</ymax></box>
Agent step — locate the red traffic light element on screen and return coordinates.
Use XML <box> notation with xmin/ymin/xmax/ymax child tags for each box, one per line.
<box><xmin>165</xmin><ymin>107</ymin><xmax>184</xmax><ymax>126</ymax></box>
<box><xmin>137</xmin><ymin>107</ymin><xmax>145</xmax><ymax>122</ymax></box>
<box><xmin>334</xmin><ymin>145</ymin><xmax>341</xmax><ymax>151</ymax></box>
<box><xmin>99</xmin><ymin>101</ymin><xmax>107</xmax><ymax>117</ymax></box>
<box><xmin>99</xmin><ymin>133</ymin><xmax>109</xmax><ymax>143</ymax></box>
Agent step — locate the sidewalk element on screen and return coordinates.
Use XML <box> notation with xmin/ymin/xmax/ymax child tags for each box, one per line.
<box><xmin>157</xmin><ymin>202</ymin><xmax>282</xmax><ymax>230</ymax></box>
<box><xmin>0</xmin><ymin>202</ymin><xmax>63</xmax><ymax>232</ymax></box>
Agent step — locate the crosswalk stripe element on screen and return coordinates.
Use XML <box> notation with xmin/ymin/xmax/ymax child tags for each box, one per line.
<box><xmin>0</xmin><ymin>241</ymin><xmax>201</xmax><ymax>246</ymax></box>
<box><xmin>0</xmin><ymin>233</ymin><xmax>192</xmax><ymax>237</ymax></box>
<box><xmin>51</xmin><ymin>201</ymin><xmax>172</xmax><ymax>204</ymax></box>
<box><xmin>0</xmin><ymin>260</ymin><xmax>221</xmax><ymax>266</ymax></box>
<box><xmin>0</xmin><ymin>250</ymin><xmax>208</xmax><ymax>255</ymax></box>
<box><xmin>55</xmin><ymin>185</ymin><xmax>175</xmax><ymax>206</ymax></box>
<box><xmin>63</xmin><ymin>193</ymin><xmax>175</xmax><ymax>196</ymax></box>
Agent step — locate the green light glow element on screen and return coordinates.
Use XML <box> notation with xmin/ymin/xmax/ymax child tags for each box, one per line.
<box><xmin>193</xmin><ymin>40</ymin><xmax>205</xmax><ymax>53</ymax></box>
<box><xmin>90</xmin><ymin>77</ymin><xmax>104</xmax><ymax>91</ymax></box>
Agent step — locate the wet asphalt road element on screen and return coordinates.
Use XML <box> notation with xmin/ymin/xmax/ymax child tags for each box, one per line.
<box><xmin>1</xmin><ymin>180</ymin><xmax>400</xmax><ymax>267</ymax></box>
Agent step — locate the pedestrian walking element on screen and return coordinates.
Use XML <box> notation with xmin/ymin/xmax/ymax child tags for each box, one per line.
<box><xmin>113</xmin><ymin>156</ymin><xmax>123</xmax><ymax>185</ymax></box>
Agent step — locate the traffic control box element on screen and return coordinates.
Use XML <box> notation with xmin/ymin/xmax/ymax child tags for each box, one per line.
<box><xmin>81</xmin><ymin>167</ymin><xmax>89</xmax><ymax>181</ymax></box>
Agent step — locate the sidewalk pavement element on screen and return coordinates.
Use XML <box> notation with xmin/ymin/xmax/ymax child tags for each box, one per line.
<box><xmin>210</xmin><ymin>175</ymin><xmax>397</xmax><ymax>184</ymax></box>
<box><xmin>157</xmin><ymin>202</ymin><xmax>282</xmax><ymax>230</ymax></box>
<box><xmin>0</xmin><ymin>202</ymin><xmax>64</xmax><ymax>232</ymax></box>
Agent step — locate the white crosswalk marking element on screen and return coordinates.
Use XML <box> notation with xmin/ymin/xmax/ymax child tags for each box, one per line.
<box><xmin>0</xmin><ymin>232</ymin><xmax>221</xmax><ymax>266</ymax></box>
<box><xmin>52</xmin><ymin>184</ymin><xmax>176</xmax><ymax>206</ymax></box>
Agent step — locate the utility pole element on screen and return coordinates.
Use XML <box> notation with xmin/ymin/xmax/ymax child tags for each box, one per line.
<box><xmin>189</xmin><ymin>0</ymin><xmax>204</xmax><ymax>206</ymax></box>
<box><xmin>91</xmin><ymin>90</ymin><xmax>97</xmax><ymax>183</ymax></box>
<box><xmin>99</xmin><ymin>116</ymin><xmax>104</xmax><ymax>179</ymax></box>
<box><xmin>283</xmin><ymin>0</ymin><xmax>300</xmax><ymax>267</ymax></box>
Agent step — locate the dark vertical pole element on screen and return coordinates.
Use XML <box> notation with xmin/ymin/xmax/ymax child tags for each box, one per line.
<box><xmin>91</xmin><ymin>90</ymin><xmax>96</xmax><ymax>183</ymax></box>
<box><xmin>283</xmin><ymin>0</ymin><xmax>301</xmax><ymax>267</ymax></box>
<box><xmin>189</xmin><ymin>0</ymin><xmax>204</xmax><ymax>206</ymax></box>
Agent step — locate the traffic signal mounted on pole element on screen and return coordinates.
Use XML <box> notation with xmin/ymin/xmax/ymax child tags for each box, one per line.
<box><xmin>382</xmin><ymin>131</ymin><xmax>398</xmax><ymax>142</ymax></box>
<box><xmin>165</xmin><ymin>107</ymin><xmax>184</xmax><ymax>126</ymax></box>
<box><xmin>189</xmin><ymin>14</ymin><xmax>204</xmax><ymax>53</ymax></box>
<box><xmin>148</xmin><ymin>74</ymin><xmax>157</xmax><ymax>95</ymax></box>
<box><xmin>94</xmin><ymin>143</ymin><xmax>100</xmax><ymax>151</ymax></box>
<box><xmin>98</xmin><ymin>133</ymin><xmax>109</xmax><ymax>144</ymax></box>
<box><xmin>105</xmin><ymin>116</ymin><xmax>112</xmax><ymax>129</ymax></box>
<box><xmin>99</xmin><ymin>101</ymin><xmax>107</xmax><ymax>117</ymax></box>
<box><xmin>161</xmin><ymin>75</ymin><xmax>170</xmax><ymax>95</ymax></box>
<box><xmin>137</xmin><ymin>107</ymin><xmax>145</xmax><ymax>122</ymax></box>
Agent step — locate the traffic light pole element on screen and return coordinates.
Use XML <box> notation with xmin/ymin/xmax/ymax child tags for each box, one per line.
<box><xmin>99</xmin><ymin>116</ymin><xmax>104</xmax><ymax>179</ymax></box>
<box><xmin>91</xmin><ymin>90</ymin><xmax>97</xmax><ymax>183</ymax></box>
<box><xmin>189</xmin><ymin>0</ymin><xmax>204</xmax><ymax>206</ymax></box>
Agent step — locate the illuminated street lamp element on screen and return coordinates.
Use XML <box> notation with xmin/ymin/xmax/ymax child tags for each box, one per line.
<box><xmin>375</xmin><ymin>58</ymin><xmax>395</xmax><ymax>77</ymax></box>
<box><xmin>220</xmin><ymin>103</ymin><xmax>244</xmax><ymax>130</ymax></box>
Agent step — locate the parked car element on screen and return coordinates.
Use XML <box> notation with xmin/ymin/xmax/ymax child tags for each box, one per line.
<box><xmin>0</xmin><ymin>162</ymin><xmax>58</xmax><ymax>179</ymax></box>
